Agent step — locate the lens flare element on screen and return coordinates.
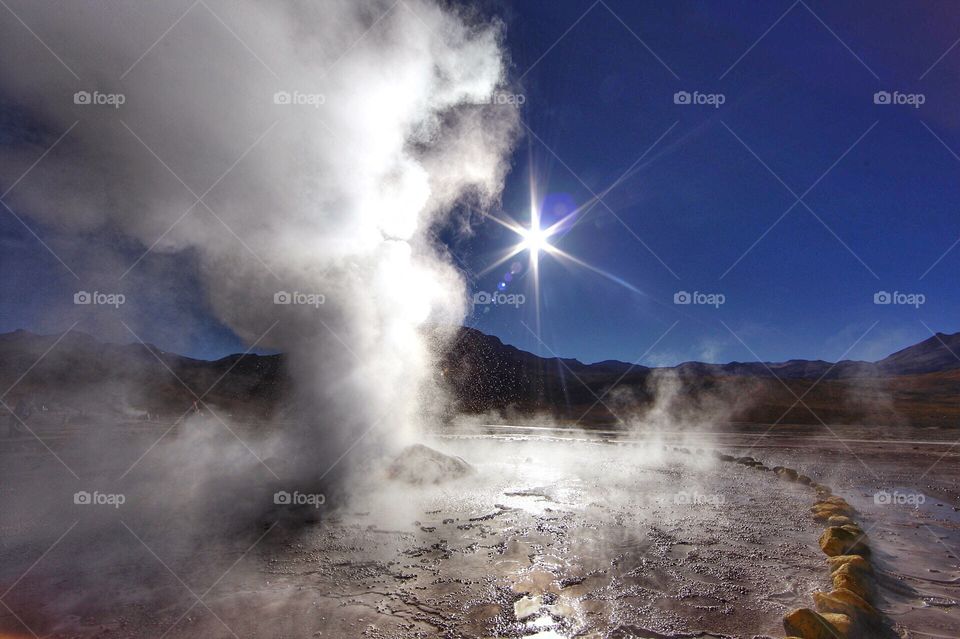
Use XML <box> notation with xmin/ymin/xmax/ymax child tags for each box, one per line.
<box><xmin>519</xmin><ymin>221</ymin><xmax>551</xmax><ymax>256</ymax></box>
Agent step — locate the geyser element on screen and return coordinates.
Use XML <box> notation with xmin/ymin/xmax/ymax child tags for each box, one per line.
<box><xmin>0</xmin><ymin>0</ymin><xmax>520</xmax><ymax>478</ymax></box>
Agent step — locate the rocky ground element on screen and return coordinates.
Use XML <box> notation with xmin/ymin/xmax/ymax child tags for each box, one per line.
<box><xmin>1</xmin><ymin>420</ymin><xmax>958</xmax><ymax>638</ymax></box>
<box><xmin>717</xmin><ymin>423</ymin><xmax>960</xmax><ymax>638</ymax></box>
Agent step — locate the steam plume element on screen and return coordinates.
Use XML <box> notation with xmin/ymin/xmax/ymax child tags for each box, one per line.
<box><xmin>0</xmin><ymin>0</ymin><xmax>519</xmax><ymax>471</ymax></box>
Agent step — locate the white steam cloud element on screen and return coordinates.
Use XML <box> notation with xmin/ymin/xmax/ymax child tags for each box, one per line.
<box><xmin>0</xmin><ymin>0</ymin><xmax>519</xmax><ymax>467</ymax></box>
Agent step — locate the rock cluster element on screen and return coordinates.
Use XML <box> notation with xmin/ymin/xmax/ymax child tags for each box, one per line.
<box><xmin>386</xmin><ymin>443</ymin><xmax>474</xmax><ymax>484</ymax></box>
<box><xmin>702</xmin><ymin>449</ymin><xmax>895</xmax><ymax>638</ymax></box>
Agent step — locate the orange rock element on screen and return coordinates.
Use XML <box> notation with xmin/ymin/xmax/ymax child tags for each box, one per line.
<box><xmin>820</xmin><ymin>612</ymin><xmax>852</xmax><ymax>636</ymax></box>
<box><xmin>826</xmin><ymin>555</ymin><xmax>872</xmax><ymax>575</ymax></box>
<box><xmin>783</xmin><ymin>607</ymin><xmax>849</xmax><ymax>638</ymax></box>
<box><xmin>813</xmin><ymin>588</ymin><xmax>878</xmax><ymax>618</ymax></box>
<box><xmin>819</xmin><ymin>496</ymin><xmax>854</xmax><ymax>510</ymax></box>
<box><xmin>812</xmin><ymin>503</ymin><xmax>854</xmax><ymax>521</ymax></box>
<box><xmin>819</xmin><ymin>526</ymin><xmax>870</xmax><ymax>557</ymax></box>
<box><xmin>833</xmin><ymin>567</ymin><xmax>874</xmax><ymax>601</ymax></box>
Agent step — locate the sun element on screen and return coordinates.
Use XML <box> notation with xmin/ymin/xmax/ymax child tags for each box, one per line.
<box><xmin>475</xmin><ymin>181</ymin><xmax>649</xmax><ymax>325</ymax></box>
<box><xmin>519</xmin><ymin>223</ymin><xmax>551</xmax><ymax>256</ymax></box>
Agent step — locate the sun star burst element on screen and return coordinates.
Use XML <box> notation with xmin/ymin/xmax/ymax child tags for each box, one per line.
<box><xmin>519</xmin><ymin>221</ymin><xmax>551</xmax><ymax>257</ymax></box>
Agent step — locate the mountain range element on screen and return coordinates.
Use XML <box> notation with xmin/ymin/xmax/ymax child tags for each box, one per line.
<box><xmin>1</xmin><ymin>327</ymin><xmax>959</xmax><ymax>427</ymax></box>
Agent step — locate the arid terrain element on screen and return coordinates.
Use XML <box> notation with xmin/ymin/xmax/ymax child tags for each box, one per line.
<box><xmin>2</xmin><ymin>415</ymin><xmax>959</xmax><ymax>638</ymax></box>
<box><xmin>2</xmin><ymin>329</ymin><xmax>960</xmax><ymax>637</ymax></box>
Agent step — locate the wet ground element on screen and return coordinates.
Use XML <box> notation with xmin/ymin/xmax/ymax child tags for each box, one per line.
<box><xmin>265</xmin><ymin>436</ymin><xmax>825</xmax><ymax>639</ymax></box>
<box><xmin>714</xmin><ymin>423</ymin><xmax>960</xmax><ymax>639</ymax></box>
<box><xmin>1</xmin><ymin>420</ymin><xmax>959</xmax><ymax>638</ymax></box>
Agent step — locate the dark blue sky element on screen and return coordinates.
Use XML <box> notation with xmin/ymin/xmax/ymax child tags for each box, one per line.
<box><xmin>2</xmin><ymin>0</ymin><xmax>959</xmax><ymax>364</ymax></box>
<box><xmin>455</xmin><ymin>0</ymin><xmax>960</xmax><ymax>365</ymax></box>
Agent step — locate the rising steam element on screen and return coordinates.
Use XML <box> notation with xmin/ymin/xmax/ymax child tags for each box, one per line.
<box><xmin>0</xmin><ymin>2</ymin><xmax>519</xmax><ymax>631</ymax></box>
<box><xmin>0</xmin><ymin>0</ymin><xmax>519</xmax><ymax>468</ymax></box>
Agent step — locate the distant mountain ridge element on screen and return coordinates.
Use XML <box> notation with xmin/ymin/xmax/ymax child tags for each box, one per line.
<box><xmin>438</xmin><ymin>327</ymin><xmax>960</xmax><ymax>425</ymax></box>
<box><xmin>0</xmin><ymin>328</ymin><xmax>285</xmax><ymax>417</ymax></box>
<box><xmin>444</xmin><ymin>326</ymin><xmax>960</xmax><ymax>379</ymax></box>
<box><xmin>1</xmin><ymin>327</ymin><xmax>959</xmax><ymax>425</ymax></box>
<box><xmin>3</xmin><ymin>325</ymin><xmax>958</xmax><ymax>378</ymax></box>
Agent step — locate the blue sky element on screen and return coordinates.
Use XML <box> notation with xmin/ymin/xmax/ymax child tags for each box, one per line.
<box><xmin>2</xmin><ymin>0</ymin><xmax>959</xmax><ymax>364</ymax></box>
<box><xmin>455</xmin><ymin>0</ymin><xmax>960</xmax><ymax>365</ymax></box>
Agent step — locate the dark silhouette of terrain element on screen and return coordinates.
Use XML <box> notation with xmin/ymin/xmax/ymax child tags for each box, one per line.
<box><xmin>1</xmin><ymin>327</ymin><xmax>959</xmax><ymax>427</ymax></box>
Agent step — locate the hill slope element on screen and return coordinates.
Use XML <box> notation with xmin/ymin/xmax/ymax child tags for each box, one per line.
<box><xmin>1</xmin><ymin>327</ymin><xmax>959</xmax><ymax>426</ymax></box>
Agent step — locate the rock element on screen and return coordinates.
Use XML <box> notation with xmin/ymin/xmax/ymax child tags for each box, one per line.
<box><xmin>811</xmin><ymin>496</ymin><xmax>856</xmax><ymax>520</ymax></box>
<box><xmin>840</xmin><ymin>524</ymin><xmax>865</xmax><ymax>537</ymax></box>
<box><xmin>386</xmin><ymin>444</ymin><xmax>474</xmax><ymax>484</ymax></box>
<box><xmin>820</xmin><ymin>496</ymin><xmax>853</xmax><ymax>509</ymax></box>
<box><xmin>830</xmin><ymin>555</ymin><xmax>876</xmax><ymax>601</ymax></box>
<box><xmin>812</xmin><ymin>503</ymin><xmax>854</xmax><ymax>521</ymax></box>
<box><xmin>833</xmin><ymin>566</ymin><xmax>875</xmax><ymax>601</ymax></box>
<box><xmin>783</xmin><ymin>608</ymin><xmax>848</xmax><ymax>638</ymax></box>
<box><xmin>820</xmin><ymin>612</ymin><xmax>853</xmax><ymax>636</ymax></box>
<box><xmin>819</xmin><ymin>526</ymin><xmax>870</xmax><ymax>557</ymax></box>
<box><xmin>816</xmin><ymin>589</ymin><xmax>896</xmax><ymax>637</ymax></box>
<box><xmin>797</xmin><ymin>474</ymin><xmax>813</xmax><ymax>485</ymax></box>
<box><xmin>813</xmin><ymin>588</ymin><xmax>879</xmax><ymax>618</ymax></box>
<box><xmin>777</xmin><ymin>467</ymin><xmax>799</xmax><ymax>481</ymax></box>
<box><xmin>826</xmin><ymin>555</ymin><xmax>872</xmax><ymax>575</ymax></box>
<box><xmin>827</xmin><ymin>515</ymin><xmax>855</xmax><ymax>527</ymax></box>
